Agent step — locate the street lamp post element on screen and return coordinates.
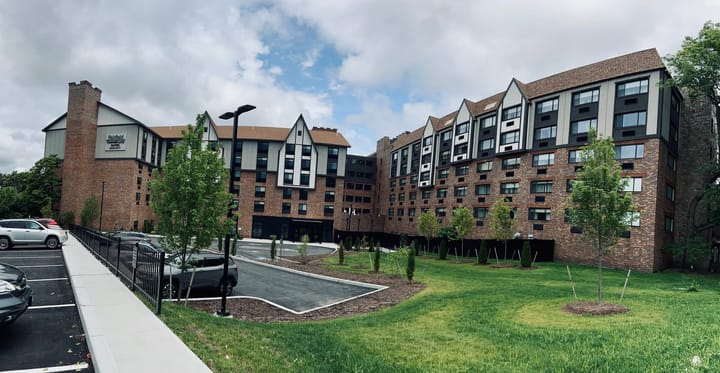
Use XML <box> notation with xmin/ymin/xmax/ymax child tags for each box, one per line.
<box><xmin>217</xmin><ymin>104</ymin><xmax>255</xmax><ymax>317</ymax></box>
<box><xmin>99</xmin><ymin>181</ymin><xmax>105</xmax><ymax>231</ymax></box>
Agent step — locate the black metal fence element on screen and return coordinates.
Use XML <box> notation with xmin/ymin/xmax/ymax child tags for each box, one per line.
<box><xmin>70</xmin><ymin>225</ymin><xmax>166</xmax><ymax>314</ymax></box>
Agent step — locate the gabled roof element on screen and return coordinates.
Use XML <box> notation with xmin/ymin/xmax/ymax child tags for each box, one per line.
<box><xmin>468</xmin><ymin>92</ymin><xmax>504</xmax><ymax>117</ymax></box>
<box><xmin>431</xmin><ymin>111</ymin><xmax>457</xmax><ymax>132</ymax></box>
<box><xmin>389</xmin><ymin>126</ymin><xmax>425</xmax><ymax>151</ymax></box>
<box><xmin>153</xmin><ymin>124</ymin><xmax>351</xmax><ymax>147</ymax></box>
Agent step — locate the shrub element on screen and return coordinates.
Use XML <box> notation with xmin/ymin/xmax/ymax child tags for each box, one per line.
<box><xmin>338</xmin><ymin>241</ymin><xmax>345</xmax><ymax>265</ymax></box>
<box><xmin>477</xmin><ymin>240</ymin><xmax>489</xmax><ymax>264</ymax></box>
<box><xmin>399</xmin><ymin>234</ymin><xmax>408</xmax><ymax>248</ymax></box>
<box><xmin>439</xmin><ymin>239</ymin><xmax>448</xmax><ymax>260</ymax></box>
<box><xmin>60</xmin><ymin>211</ymin><xmax>75</xmax><ymax>228</ymax></box>
<box><xmin>218</xmin><ymin>236</ymin><xmax>224</xmax><ymax>251</ymax></box>
<box><xmin>270</xmin><ymin>235</ymin><xmax>277</xmax><ymax>261</ymax></box>
<box><xmin>411</xmin><ymin>240</ymin><xmax>419</xmax><ymax>256</ymax></box>
<box><xmin>368</xmin><ymin>240</ymin><xmax>375</xmax><ymax>252</ymax></box>
<box><xmin>231</xmin><ymin>237</ymin><xmax>238</xmax><ymax>256</ymax></box>
<box><xmin>406</xmin><ymin>245</ymin><xmax>416</xmax><ymax>282</ymax></box>
<box><xmin>373</xmin><ymin>243</ymin><xmax>381</xmax><ymax>273</ymax></box>
<box><xmin>298</xmin><ymin>234</ymin><xmax>309</xmax><ymax>264</ymax></box>
<box><xmin>521</xmin><ymin>241</ymin><xmax>532</xmax><ymax>267</ymax></box>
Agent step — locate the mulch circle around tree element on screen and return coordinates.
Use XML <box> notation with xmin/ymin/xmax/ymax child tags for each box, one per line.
<box><xmin>186</xmin><ymin>253</ymin><xmax>425</xmax><ymax>322</ymax></box>
<box><xmin>562</xmin><ymin>301</ymin><xmax>630</xmax><ymax>316</ymax></box>
<box><xmin>489</xmin><ymin>263</ymin><xmax>517</xmax><ymax>268</ymax></box>
<box><xmin>516</xmin><ymin>266</ymin><xmax>539</xmax><ymax>270</ymax></box>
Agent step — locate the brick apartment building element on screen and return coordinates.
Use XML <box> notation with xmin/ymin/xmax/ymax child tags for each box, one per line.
<box><xmin>43</xmin><ymin>48</ymin><xmax>714</xmax><ymax>271</ymax></box>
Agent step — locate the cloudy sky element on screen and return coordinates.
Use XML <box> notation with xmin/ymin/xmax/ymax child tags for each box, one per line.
<box><xmin>0</xmin><ymin>0</ymin><xmax>717</xmax><ymax>173</ymax></box>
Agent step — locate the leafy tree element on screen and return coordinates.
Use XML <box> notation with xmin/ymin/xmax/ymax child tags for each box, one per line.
<box><xmin>298</xmin><ymin>234</ymin><xmax>309</xmax><ymax>264</ymax></box>
<box><xmin>567</xmin><ymin>128</ymin><xmax>635</xmax><ymax>304</ymax></box>
<box><xmin>477</xmin><ymin>240</ymin><xmax>488</xmax><ymax>265</ymax></box>
<box><xmin>149</xmin><ymin>114</ymin><xmax>233</xmax><ymax>273</ymax></box>
<box><xmin>406</xmin><ymin>244</ymin><xmax>416</xmax><ymax>282</ymax></box>
<box><xmin>270</xmin><ymin>235</ymin><xmax>277</xmax><ymax>261</ymax></box>
<box><xmin>0</xmin><ymin>186</ymin><xmax>20</xmax><ymax>218</ymax></box>
<box><xmin>338</xmin><ymin>241</ymin><xmax>345</xmax><ymax>265</ymax></box>
<box><xmin>418</xmin><ymin>210</ymin><xmax>440</xmax><ymax>255</ymax></box>
<box><xmin>438</xmin><ymin>239</ymin><xmax>448</xmax><ymax>260</ymax></box>
<box><xmin>451</xmin><ymin>206</ymin><xmax>474</xmax><ymax>256</ymax></box>
<box><xmin>22</xmin><ymin>156</ymin><xmax>62</xmax><ymax>217</ymax></box>
<box><xmin>373</xmin><ymin>243</ymin><xmax>381</xmax><ymax>273</ymax></box>
<box><xmin>664</xmin><ymin>21</ymin><xmax>720</xmax><ymax>266</ymax></box>
<box><xmin>489</xmin><ymin>198</ymin><xmax>516</xmax><ymax>260</ymax></box>
<box><xmin>521</xmin><ymin>241</ymin><xmax>532</xmax><ymax>268</ymax></box>
<box><xmin>80</xmin><ymin>196</ymin><xmax>100</xmax><ymax>227</ymax></box>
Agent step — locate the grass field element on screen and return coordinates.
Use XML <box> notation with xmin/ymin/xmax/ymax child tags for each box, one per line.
<box><xmin>159</xmin><ymin>252</ymin><xmax>720</xmax><ymax>372</ymax></box>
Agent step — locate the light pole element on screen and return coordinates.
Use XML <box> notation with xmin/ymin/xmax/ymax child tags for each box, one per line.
<box><xmin>217</xmin><ymin>104</ymin><xmax>255</xmax><ymax>317</ymax></box>
<box><xmin>99</xmin><ymin>181</ymin><xmax>105</xmax><ymax>232</ymax></box>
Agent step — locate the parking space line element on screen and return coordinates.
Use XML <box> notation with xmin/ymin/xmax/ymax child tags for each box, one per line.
<box><xmin>0</xmin><ymin>362</ymin><xmax>90</xmax><ymax>373</ymax></box>
<box><xmin>28</xmin><ymin>304</ymin><xmax>76</xmax><ymax>310</ymax></box>
<box><xmin>27</xmin><ymin>277</ymin><xmax>69</xmax><ymax>282</ymax></box>
<box><xmin>0</xmin><ymin>256</ymin><xmax>62</xmax><ymax>259</ymax></box>
<box><xmin>14</xmin><ymin>264</ymin><xmax>65</xmax><ymax>268</ymax></box>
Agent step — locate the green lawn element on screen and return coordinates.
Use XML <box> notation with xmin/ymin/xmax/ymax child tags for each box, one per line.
<box><xmin>159</xmin><ymin>253</ymin><xmax>720</xmax><ymax>372</ymax></box>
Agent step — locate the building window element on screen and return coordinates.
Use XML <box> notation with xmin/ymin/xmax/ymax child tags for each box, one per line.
<box><xmin>363</xmin><ymin>197</ymin><xmax>371</xmax><ymax>203</ymax></box>
<box><xmin>282</xmin><ymin>202</ymin><xmax>291</xmax><ymax>214</ymax></box>
<box><xmin>666</xmin><ymin>184</ymin><xmax>676</xmax><ymax>201</ymax></box>
<box><xmin>615</xmin><ymin>111</ymin><xmax>647</xmax><ymax>129</ymax></box>
<box><xmin>454</xmin><ymin>186</ymin><xmax>468</xmax><ymax>197</ymax></box>
<box><xmin>441</xmin><ymin>130</ymin><xmax>452</xmax><ymax>141</ymax></box>
<box><xmin>399</xmin><ymin>178</ymin><xmax>407</xmax><ymax>186</ymax></box>
<box><xmin>327</xmin><ymin>161</ymin><xmax>338</xmax><ymax>174</ymax></box>
<box><xmin>420</xmin><ymin>171</ymin><xmax>430</xmax><ymax>181</ymax></box>
<box><xmin>439</xmin><ymin>169</ymin><xmax>449</xmax><ymax>179</ymax></box>
<box><xmin>535</xmin><ymin>126</ymin><xmax>557</xmax><ymax>140</ymax></box>
<box><xmin>570</xmin><ymin>118</ymin><xmax>597</xmax><ymax>135</ymax></box>
<box><xmin>328</xmin><ymin>147</ymin><xmax>339</xmax><ymax>157</ymax></box>
<box><xmin>566</xmin><ymin>179</ymin><xmax>575</xmax><ymax>192</ymax></box>
<box><xmin>502</xmin><ymin>105</ymin><xmax>521</xmax><ymax>121</ymax></box>
<box><xmin>389</xmin><ymin>194</ymin><xmax>396</xmax><ymax>202</ymax></box>
<box><xmin>454</xmin><ymin>144</ymin><xmax>468</xmax><ymax>155</ymax></box>
<box><xmin>500</xmin><ymin>182</ymin><xmax>519</xmax><ymax>194</ymax></box>
<box><xmin>253</xmin><ymin>201</ymin><xmax>265</xmax><ymax>212</ymax></box>
<box><xmin>409</xmin><ymin>192</ymin><xmax>417</xmax><ymax>200</ymax></box>
<box><xmin>298</xmin><ymin>203</ymin><xmax>307</xmax><ymax>215</ymax></box>
<box><xmin>284</xmin><ymin>172</ymin><xmax>293</xmax><ymax>183</ymax></box>
<box><xmin>623</xmin><ymin>177</ymin><xmax>642</xmax><ymax>192</ymax></box>
<box><xmin>254</xmin><ymin>186</ymin><xmax>266</xmax><ymax>198</ymax></box>
<box><xmin>326</xmin><ymin>177</ymin><xmax>336</xmax><ymax>188</ymax></box>
<box><xmin>475</xmin><ymin>184</ymin><xmax>491</xmax><ymax>195</ymax></box>
<box><xmin>439</xmin><ymin>150</ymin><xmax>450</xmax><ymax>161</ymax></box>
<box><xmin>473</xmin><ymin>207</ymin><xmax>489</xmax><ymax>219</ymax></box>
<box><xmin>257</xmin><ymin>142</ymin><xmax>269</xmax><ymax>153</ymax></box>
<box><xmin>477</xmin><ymin>161</ymin><xmax>493</xmax><ymax>172</ymax></box>
<box><xmin>573</xmin><ymin>88</ymin><xmax>599</xmax><ymax>106</ymax></box>
<box><xmin>286</xmin><ymin>144</ymin><xmax>296</xmax><ymax>154</ymax></box>
<box><xmin>283</xmin><ymin>188</ymin><xmax>292</xmax><ymax>199</ymax></box>
<box><xmin>625</xmin><ymin>211</ymin><xmax>641</xmax><ymax>227</ymax></box>
<box><xmin>531</xmin><ymin>181</ymin><xmax>553</xmax><ymax>193</ymax></box>
<box><xmin>324</xmin><ymin>205</ymin><xmax>334</xmax><ymax>216</ymax></box>
<box><xmin>456</xmin><ymin>122</ymin><xmax>469</xmax><ymax>135</ymax></box>
<box><xmin>437</xmin><ymin>188</ymin><xmax>448</xmax><ymax>198</ymax></box>
<box><xmin>615</xmin><ymin>144</ymin><xmax>644</xmax><ymax>159</ymax></box>
<box><xmin>397</xmin><ymin>208</ymin><xmax>405</xmax><ymax>216</ymax></box>
<box><xmin>532</xmin><ymin>153</ymin><xmax>555</xmax><ymax>167</ymax></box>
<box><xmin>284</xmin><ymin>158</ymin><xmax>295</xmax><ymax>169</ymax></box>
<box><xmin>302</xmin><ymin>145</ymin><xmax>312</xmax><ymax>156</ymax></box>
<box><xmin>325</xmin><ymin>191</ymin><xmax>335</xmax><ymax>202</ymax></box>
<box><xmin>135</xmin><ymin>192</ymin><xmax>141</xmax><ymax>204</ymax></box>
<box><xmin>299</xmin><ymin>190</ymin><xmax>308</xmax><ymax>200</ymax></box>
<box><xmin>667</xmin><ymin>153</ymin><xmax>677</xmax><ymax>171</ymax></box>
<box><xmin>536</xmin><ymin>98</ymin><xmax>559</xmax><ymax>113</ymax></box>
<box><xmin>301</xmin><ymin>159</ymin><xmax>311</xmax><ymax>170</ymax></box>
<box><xmin>664</xmin><ymin>216</ymin><xmax>674</xmax><ymax>232</ymax></box>
<box><xmin>300</xmin><ymin>173</ymin><xmax>310</xmax><ymax>186</ymax></box>
<box><xmin>421</xmin><ymin>154</ymin><xmax>432</xmax><ymax>164</ymax></box>
<box><xmin>500</xmin><ymin>131</ymin><xmax>520</xmax><ymax>145</ymax></box>
<box><xmin>423</xmin><ymin>136</ymin><xmax>433</xmax><ymax>146</ymax></box>
<box><xmin>456</xmin><ymin>166</ymin><xmax>469</xmax><ymax>176</ymax></box>
<box><xmin>479</xmin><ymin>138</ymin><xmax>495</xmax><ymax>151</ymax></box>
<box><xmin>408</xmin><ymin>208</ymin><xmax>416</xmax><ymax>217</ymax></box>
<box><xmin>422</xmin><ymin>190</ymin><xmax>432</xmax><ymax>199</ymax></box>
<box><xmin>528</xmin><ymin>208</ymin><xmax>551</xmax><ymax>221</ymax></box>
<box><xmin>617</xmin><ymin>79</ymin><xmax>648</xmax><ymax>97</ymax></box>
<box><xmin>480</xmin><ymin>115</ymin><xmax>496</xmax><ymax>128</ymax></box>
<box><xmin>398</xmin><ymin>193</ymin><xmax>405</xmax><ymax>201</ymax></box>
<box><xmin>501</xmin><ymin>157</ymin><xmax>520</xmax><ymax>170</ymax></box>
<box><xmin>435</xmin><ymin>207</ymin><xmax>447</xmax><ymax>217</ymax></box>
<box><xmin>256</xmin><ymin>156</ymin><xmax>268</xmax><ymax>168</ymax></box>
<box><xmin>410</xmin><ymin>175</ymin><xmax>418</xmax><ymax>185</ymax></box>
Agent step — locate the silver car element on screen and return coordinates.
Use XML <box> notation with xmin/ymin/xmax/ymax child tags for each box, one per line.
<box><xmin>0</xmin><ymin>219</ymin><xmax>68</xmax><ymax>250</ymax></box>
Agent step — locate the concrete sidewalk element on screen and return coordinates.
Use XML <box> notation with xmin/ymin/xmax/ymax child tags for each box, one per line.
<box><xmin>62</xmin><ymin>234</ymin><xmax>211</xmax><ymax>373</ymax></box>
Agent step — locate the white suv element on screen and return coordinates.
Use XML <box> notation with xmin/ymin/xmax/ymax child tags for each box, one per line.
<box><xmin>0</xmin><ymin>219</ymin><xmax>68</xmax><ymax>250</ymax></box>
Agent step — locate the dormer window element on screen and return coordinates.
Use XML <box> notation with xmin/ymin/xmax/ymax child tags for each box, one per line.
<box><xmin>456</xmin><ymin>122</ymin><xmax>468</xmax><ymax>135</ymax></box>
<box><xmin>536</xmin><ymin>98</ymin><xmax>559</xmax><ymax>113</ymax></box>
<box><xmin>617</xmin><ymin>79</ymin><xmax>648</xmax><ymax>97</ymax></box>
<box><xmin>502</xmin><ymin>106</ymin><xmax>521</xmax><ymax>121</ymax></box>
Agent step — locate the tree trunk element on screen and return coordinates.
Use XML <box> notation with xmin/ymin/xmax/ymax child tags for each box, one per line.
<box><xmin>504</xmin><ymin>240</ymin><xmax>508</xmax><ymax>260</ymax></box>
<box><xmin>597</xmin><ymin>236</ymin><xmax>603</xmax><ymax>304</ymax></box>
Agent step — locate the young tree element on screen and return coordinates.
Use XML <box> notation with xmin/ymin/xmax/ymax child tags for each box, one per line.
<box><xmin>22</xmin><ymin>155</ymin><xmax>62</xmax><ymax>217</ymax></box>
<box><xmin>489</xmin><ymin>198</ymin><xmax>516</xmax><ymax>260</ymax></box>
<box><xmin>477</xmin><ymin>240</ymin><xmax>488</xmax><ymax>265</ymax></box>
<box><xmin>338</xmin><ymin>240</ymin><xmax>345</xmax><ymax>265</ymax></box>
<box><xmin>451</xmin><ymin>206</ymin><xmax>474</xmax><ymax>257</ymax></box>
<box><xmin>80</xmin><ymin>196</ymin><xmax>99</xmax><ymax>227</ymax></box>
<box><xmin>521</xmin><ymin>241</ymin><xmax>532</xmax><ymax>268</ymax></box>
<box><xmin>664</xmin><ymin>21</ymin><xmax>720</xmax><ymax>266</ymax></box>
<box><xmin>406</xmin><ymin>244</ymin><xmax>416</xmax><ymax>282</ymax></box>
<box><xmin>567</xmin><ymin>128</ymin><xmax>635</xmax><ymax>304</ymax></box>
<box><xmin>418</xmin><ymin>210</ymin><xmax>440</xmax><ymax>255</ymax></box>
<box><xmin>149</xmin><ymin>114</ymin><xmax>233</xmax><ymax>274</ymax></box>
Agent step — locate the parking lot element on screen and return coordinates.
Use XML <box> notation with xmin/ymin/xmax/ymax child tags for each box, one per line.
<box><xmin>0</xmin><ymin>247</ymin><xmax>93</xmax><ymax>372</ymax></box>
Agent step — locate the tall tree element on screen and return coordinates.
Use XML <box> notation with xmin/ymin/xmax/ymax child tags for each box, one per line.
<box><xmin>567</xmin><ymin>128</ymin><xmax>635</xmax><ymax>304</ymax></box>
<box><xmin>80</xmin><ymin>196</ymin><xmax>100</xmax><ymax>227</ymax></box>
<box><xmin>451</xmin><ymin>206</ymin><xmax>474</xmax><ymax>256</ymax></box>
<box><xmin>149</xmin><ymin>114</ymin><xmax>233</xmax><ymax>272</ymax></box>
<box><xmin>664</xmin><ymin>21</ymin><xmax>720</xmax><ymax>265</ymax></box>
<box><xmin>417</xmin><ymin>210</ymin><xmax>440</xmax><ymax>254</ymax></box>
<box><xmin>23</xmin><ymin>155</ymin><xmax>62</xmax><ymax>217</ymax></box>
<box><xmin>489</xmin><ymin>198</ymin><xmax>516</xmax><ymax>260</ymax></box>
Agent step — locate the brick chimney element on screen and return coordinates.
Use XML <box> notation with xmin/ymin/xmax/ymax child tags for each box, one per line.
<box><xmin>60</xmin><ymin>81</ymin><xmax>102</xmax><ymax>222</ymax></box>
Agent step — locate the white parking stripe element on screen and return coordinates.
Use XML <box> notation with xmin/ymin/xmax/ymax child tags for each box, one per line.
<box><xmin>27</xmin><ymin>277</ymin><xmax>69</xmax><ymax>282</ymax></box>
<box><xmin>28</xmin><ymin>304</ymin><xmax>76</xmax><ymax>310</ymax></box>
<box><xmin>14</xmin><ymin>265</ymin><xmax>64</xmax><ymax>268</ymax></box>
<box><xmin>0</xmin><ymin>256</ymin><xmax>62</xmax><ymax>259</ymax></box>
<box><xmin>0</xmin><ymin>362</ymin><xmax>90</xmax><ymax>373</ymax></box>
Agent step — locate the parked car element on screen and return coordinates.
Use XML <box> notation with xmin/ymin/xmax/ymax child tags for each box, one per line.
<box><xmin>0</xmin><ymin>219</ymin><xmax>69</xmax><ymax>250</ymax></box>
<box><xmin>0</xmin><ymin>262</ymin><xmax>33</xmax><ymax>325</ymax></box>
<box><xmin>35</xmin><ymin>218</ymin><xmax>62</xmax><ymax>230</ymax></box>
<box><xmin>109</xmin><ymin>231</ymin><xmax>151</xmax><ymax>242</ymax></box>
<box><xmin>160</xmin><ymin>251</ymin><xmax>238</xmax><ymax>299</ymax></box>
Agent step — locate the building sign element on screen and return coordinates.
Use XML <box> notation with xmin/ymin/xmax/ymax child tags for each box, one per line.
<box><xmin>105</xmin><ymin>133</ymin><xmax>126</xmax><ymax>151</ymax></box>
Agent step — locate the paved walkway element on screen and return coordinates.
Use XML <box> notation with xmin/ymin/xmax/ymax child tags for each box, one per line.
<box><xmin>62</xmin><ymin>235</ymin><xmax>211</xmax><ymax>373</ymax></box>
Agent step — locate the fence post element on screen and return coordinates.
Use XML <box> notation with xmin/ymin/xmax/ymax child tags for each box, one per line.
<box><xmin>115</xmin><ymin>237</ymin><xmax>121</xmax><ymax>276</ymax></box>
<box><xmin>156</xmin><ymin>251</ymin><xmax>165</xmax><ymax>315</ymax></box>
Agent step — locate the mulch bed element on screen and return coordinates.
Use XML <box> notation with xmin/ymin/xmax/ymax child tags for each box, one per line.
<box><xmin>186</xmin><ymin>253</ymin><xmax>424</xmax><ymax>322</ymax></box>
<box><xmin>489</xmin><ymin>263</ymin><xmax>518</xmax><ymax>268</ymax></box>
<box><xmin>563</xmin><ymin>301</ymin><xmax>630</xmax><ymax>316</ymax></box>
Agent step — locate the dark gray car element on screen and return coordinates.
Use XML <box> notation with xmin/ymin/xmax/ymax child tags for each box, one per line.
<box><xmin>0</xmin><ymin>262</ymin><xmax>33</xmax><ymax>325</ymax></box>
<box><xmin>161</xmin><ymin>251</ymin><xmax>238</xmax><ymax>299</ymax></box>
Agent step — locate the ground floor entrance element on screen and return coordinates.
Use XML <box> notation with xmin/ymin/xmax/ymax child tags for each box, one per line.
<box><xmin>251</xmin><ymin>216</ymin><xmax>334</xmax><ymax>243</ymax></box>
